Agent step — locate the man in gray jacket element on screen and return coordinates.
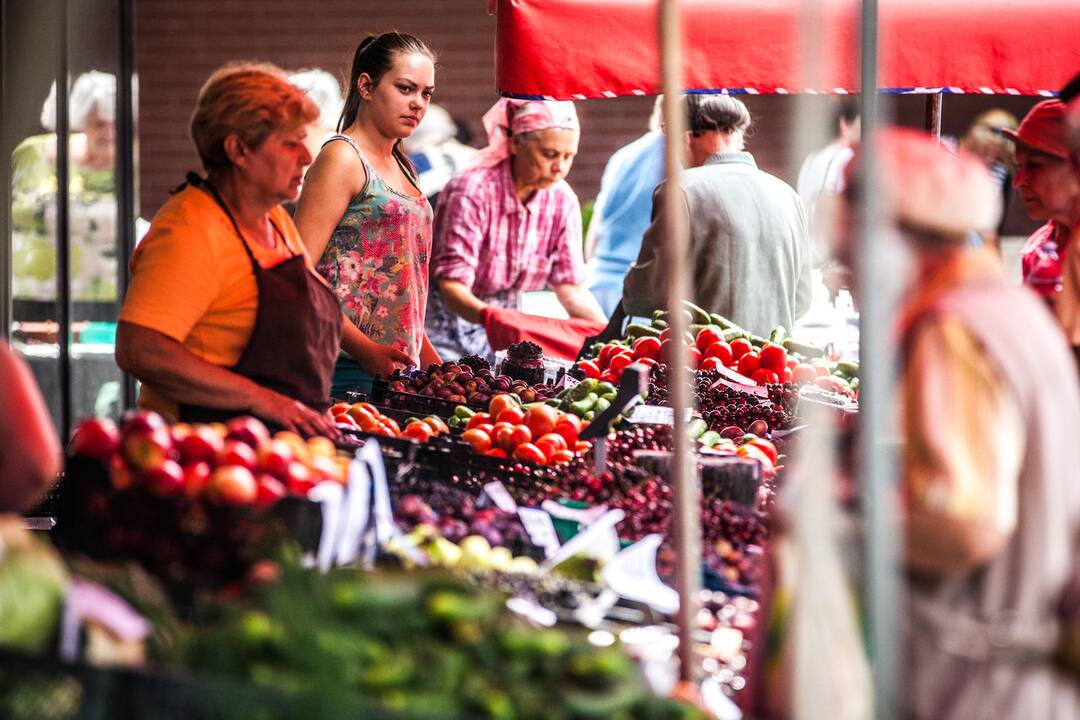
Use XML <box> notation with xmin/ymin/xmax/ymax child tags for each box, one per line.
<box><xmin>621</xmin><ymin>94</ymin><xmax>812</xmax><ymax>337</ymax></box>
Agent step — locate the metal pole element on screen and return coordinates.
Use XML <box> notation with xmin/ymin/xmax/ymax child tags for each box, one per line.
<box><xmin>857</xmin><ymin>0</ymin><xmax>899</xmax><ymax>717</ymax></box>
<box><xmin>925</xmin><ymin>93</ymin><xmax>942</xmax><ymax>139</ymax></box>
<box><xmin>0</xmin><ymin>0</ymin><xmax>10</xmax><ymax>341</ymax></box>
<box><xmin>658</xmin><ymin>0</ymin><xmax>699</xmax><ymax>684</ymax></box>
<box><xmin>116</xmin><ymin>0</ymin><xmax>137</xmax><ymax>410</ymax></box>
<box><xmin>56</xmin><ymin>0</ymin><xmax>72</xmax><ymax>439</ymax></box>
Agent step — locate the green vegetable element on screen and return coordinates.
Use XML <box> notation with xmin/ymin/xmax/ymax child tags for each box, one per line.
<box><xmin>625</xmin><ymin>323</ymin><xmax>661</xmax><ymax>339</ymax></box>
<box><xmin>722</xmin><ymin>328</ymin><xmax>749</xmax><ymax>342</ymax></box>
<box><xmin>599</xmin><ymin>390</ymin><xmax>618</xmax><ymax>402</ymax></box>
<box><xmin>569</xmin><ymin>392</ymin><xmax>599</xmax><ymax>416</ymax></box>
<box><xmin>448</xmin><ymin>415</ymin><xmax>462</xmax><ymax>428</ymax></box>
<box><xmin>697</xmin><ymin>430</ymin><xmax>721</xmax><ymax>447</ymax></box>
<box><xmin>709</xmin><ymin>312</ymin><xmax>738</xmax><ymax>329</ymax></box>
<box><xmin>0</xmin><ymin>520</ymin><xmax>68</xmax><ymax>653</ymax></box>
<box><xmin>687</xmin><ymin>417</ymin><xmax>708</xmax><ymax>440</ymax></box>
<box><xmin>836</xmin><ymin>360</ymin><xmax>860</xmax><ymax>378</ymax></box>
<box><xmin>783</xmin><ymin>338</ymin><xmax>826</xmax><ymax>359</ymax></box>
<box><xmin>453</xmin><ymin>405</ymin><xmax>476</xmax><ymax>420</ymax></box>
<box><xmin>681</xmin><ymin>300</ymin><xmax>711</xmax><ymax>324</ymax></box>
<box><xmin>769</xmin><ymin>326</ymin><xmax>788</xmax><ymax>344</ymax></box>
<box><xmin>545</xmin><ymin>398</ymin><xmax>561</xmax><ymax>407</ymax></box>
<box><xmin>568</xmin><ymin>378</ymin><xmax>599</xmax><ymax>402</ymax></box>
<box><xmin>595</xmin><ymin>381</ymin><xmax>617</xmax><ymax>396</ymax></box>
<box><xmin>583</xmin><ymin>410</ymin><xmax>595</xmax><ymax>421</ymax></box>
<box><xmin>594</xmin><ymin>397</ymin><xmax>611</xmax><ymax>413</ymax></box>
<box><xmin>650</xmin><ymin>318</ymin><xmax>668</xmax><ymax>330</ymax></box>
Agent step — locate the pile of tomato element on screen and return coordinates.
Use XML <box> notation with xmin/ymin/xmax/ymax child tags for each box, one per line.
<box><xmin>455</xmin><ymin>393</ymin><xmax>591</xmax><ymax>466</ymax></box>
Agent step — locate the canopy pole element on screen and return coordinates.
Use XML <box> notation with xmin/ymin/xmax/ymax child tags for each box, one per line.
<box><xmin>925</xmin><ymin>93</ymin><xmax>943</xmax><ymax>140</ymax></box>
<box><xmin>658</xmin><ymin>0</ymin><xmax>699</xmax><ymax>685</ymax></box>
<box><xmin>857</xmin><ymin>0</ymin><xmax>900</xmax><ymax>717</ymax></box>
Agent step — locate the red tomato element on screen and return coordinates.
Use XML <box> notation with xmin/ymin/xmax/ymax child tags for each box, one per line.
<box><xmin>792</xmin><ymin>363</ymin><xmax>818</xmax><ymax>385</ymax></box>
<box><xmin>758</xmin><ymin>343</ymin><xmax>788</xmax><ymax>374</ymax></box>
<box><xmin>512</xmin><ymin>442</ymin><xmax>547</xmax><ymax>465</ymax></box>
<box><xmin>632</xmin><ymin>336</ymin><xmax>662</xmax><ymax>361</ymax></box>
<box><xmin>549</xmin><ymin>449</ymin><xmax>575</xmax><ymax>465</ymax></box>
<box><xmin>695</xmin><ymin>327</ymin><xmax>723</xmax><ymax>352</ymax></box>
<box><xmin>535</xmin><ymin>432</ymin><xmax>569</xmax><ymax>456</ymax></box>
<box><xmin>466</xmin><ymin>412</ymin><xmax>492</xmax><ymax>429</ymax></box>
<box><xmin>659</xmin><ymin>327</ymin><xmax>672</xmax><ymax>342</ymax></box>
<box><xmin>736</xmin><ymin>351</ymin><xmax>760</xmax><ymax>377</ymax></box>
<box><xmin>524</xmin><ymin>404</ymin><xmax>559</xmax><ymax>438</ymax></box>
<box><xmin>488</xmin><ymin>393</ymin><xmax>519</xmax><ymax>418</ymax></box>
<box><xmin>609</xmin><ymin>353</ymin><xmax>634</xmax><ymax>375</ymax></box>
<box><xmin>730</xmin><ymin>338</ymin><xmax>753</xmax><ymax>360</ymax></box>
<box><xmin>474</xmin><ymin>423</ymin><xmax>495</xmax><ymax>437</ymax></box>
<box><xmin>577</xmin><ymin>359</ymin><xmax>601</xmax><ymax>379</ymax></box>
<box><xmin>494</xmin><ymin>424</ymin><xmax>518</xmax><ymax>452</ymax></box>
<box><xmin>599</xmin><ymin>343</ymin><xmax>624</xmax><ymax>367</ymax></box>
<box><xmin>599</xmin><ymin>369</ymin><xmax>619</xmax><ymax>383</ymax></box>
<box><xmin>554</xmin><ymin>414</ymin><xmax>582</xmax><ymax>445</ymax></box>
<box><xmin>574</xmin><ymin>440</ymin><xmax>592</xmax><ymax>454</ymax></box>
<box><xmin>786</xmin><ymin>357</ymin><xmax>799</xmax><ymax>370</ymax></box>
<box><xmin>496</xmin><ymin>406</ymin><xmax>525</xmax><ymax>426</ymax></box>
<box><xmin>333</xmin><ymin>413</ymin><xmax>359</xmax><ymax>429</ymax></box>
<box><xmin>485</xmin><ymin>447</ymin><xmax>509</xmax><ymax>459</ymax></box>
<box><xmin>380</xmin><ymin>417</ymin><xmax>401</xmax><ymax>435</ymax></box>
<box><xmin>782</xmin><ymin>366</ymin><xmax>793</xmax><ymax>383</ymax></box>
<box><xmin>751</xmin><ymin>368</ymin><xmax>780</xmax><ymax>385</ymax></box>
<box><xmin>686</xmin><ymin>346</ymin><xmax>702</xmax><ymax>369</ymax></box>
<box><xmin>703</xmin><ymin>340</ymin><xmax>733</xmax><ymax>366</ymax></box>
<box><xmin>461</xmin><ymin>428</ymin><xmax>492</xmax><ymax>453</ymax></box>
<box><xmin>700</xmin><ymin>356</ymin><xmax>724</xmax><ymax>373</ymax></box>
<box><xmin>737</xmin><ymin>442</ymin><xmax>775</xmax><ymax>468</ymax></box>
<box><xmin>400</xmin><ymin>421</ymin><xmax>433</xmax><ymax>442</ymax></box>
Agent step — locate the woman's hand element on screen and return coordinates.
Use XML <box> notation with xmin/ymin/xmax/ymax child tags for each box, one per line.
<box><xmin>362</xmin><ymin>343</ymin><xmax>414</xmax><ymax>377</ymax></box>
<box><xmin>250</xmin><ymin>389</ymin><xmax>341</xmax><ymax>440</ymax></box>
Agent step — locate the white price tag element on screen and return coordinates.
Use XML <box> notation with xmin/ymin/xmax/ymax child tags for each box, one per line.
<box><xmin>336</xmin><ymin>454</ymin><xmax>372</xmax><ymax>567</ymax></box>
<box><xmin>557</xmin><ymin>373</ymin><xmax>581</xmax><ymax>391</ymax></box>
<box><xmin>541</xmin><ymin>508</ymin><xmax>624</xmax><ymax>573</ymax></box>
<box><xmin>541</xmin><ymin>500</ymin><xmax>610</xmax><ymax>526</ymax></box>
<box><xmin>601</xmin><ymin>534</ymin><xmax>679</xmax><ymax>615</ymax></box>
<box><xmin>483</xmin><ymin>481</ymin><xmax>518</xmax><ymax>513</ymax></box>
<box><xmin>517</xmin><ymin>507</ymin><xmax>561</xmax><ymax>557</ymax></box>
<box><xmin>310</xmin><ymin>481</ymin><xmax>344</xmax><ymax>573</ymax></box>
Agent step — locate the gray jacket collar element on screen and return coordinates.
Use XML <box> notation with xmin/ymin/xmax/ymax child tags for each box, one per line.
<box><xmin>702</xmin><ymin>151</ymin><xmax>757</xmax><ymax>168</ymax></box>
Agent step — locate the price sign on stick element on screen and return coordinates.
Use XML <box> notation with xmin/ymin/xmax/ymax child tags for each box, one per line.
<box><xmin>541</xmin><ymin>508</ymin><xmax>625</xmax><ymax>574</ymax></box>
<box><xmin>602</xmin><ymin>533</ymin><xmax>680</xmax><ymax>615</ymax></box>
<box><xmin>517</xmin><ymin>507</ymin><xmax>561</xmax><ymax>557</ymax></box>
<box><xmin>482</xmin><ymin>481</ymin><xmax>519</xmax><ymax>513</ymax></box>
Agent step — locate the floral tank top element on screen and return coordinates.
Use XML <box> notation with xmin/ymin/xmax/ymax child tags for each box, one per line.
<box><xmin>315</xmin><ymin>135</ymin><xmax>433</xmax><ymax>364</ymax></box>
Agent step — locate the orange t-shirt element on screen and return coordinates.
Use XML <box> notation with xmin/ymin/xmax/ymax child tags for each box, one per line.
<box><xmin>119</xmin><ymin>185</ymin><xmax>318</xmax><ymax>418</ymax></box>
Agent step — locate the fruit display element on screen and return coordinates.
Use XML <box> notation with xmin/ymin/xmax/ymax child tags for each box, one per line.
<box><xmin>176</xmin><ymin>566</ymin><xmax>704</xmax><ymax>720</ymax></box>
<box><xmin>548</xmin><ymin>377</ymin><xmax>620</xmax><ymax>421</ymax></box>
<box><xmin>448</xmin><ymin>393</ymin><xmax>589</xmax><ymax>467</ymax></box>
<box><xmin>330</xmin><ymin>400</ymin><xmax>451</xmax><ymax>443</ymax></box>
<box><xmin>383</xmin><ymin>360</ymin><xmax>558</xmax><ymax>410</ymax></box>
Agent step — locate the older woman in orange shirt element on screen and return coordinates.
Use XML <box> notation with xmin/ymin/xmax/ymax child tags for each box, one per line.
<box><xmin>116</xmin><ymin>63</ymin><xmax>341</xmax><ymax>437</ymax></box>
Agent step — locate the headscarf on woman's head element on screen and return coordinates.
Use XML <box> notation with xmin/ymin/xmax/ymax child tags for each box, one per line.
<box><xmin>470</xmin><ymin>98</ymin><xmax>579</xmax><ymax>169</ymax></box>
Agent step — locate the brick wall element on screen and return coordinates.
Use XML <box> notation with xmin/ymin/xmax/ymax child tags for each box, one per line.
<box><xmin>136</xmin><ymin>0</ymin><xmax>1042</xmax><ymax>236</ymax></box>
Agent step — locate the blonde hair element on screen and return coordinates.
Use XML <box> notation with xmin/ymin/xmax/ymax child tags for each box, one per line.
<box><xmin>190</xmin><ymin>62</ymin><xmax>319</xmax><ymax>172</ymax></box>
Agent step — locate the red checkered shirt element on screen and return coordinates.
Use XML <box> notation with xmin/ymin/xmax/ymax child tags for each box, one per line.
<box><xmin>429</xmin><ymin>158</ymin><xmax>586</xmax><ymax>297</ymax></box>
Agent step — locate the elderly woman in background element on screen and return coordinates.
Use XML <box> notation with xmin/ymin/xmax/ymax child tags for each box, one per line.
<box><xmin>425</xmin><ymin>98</ymin><xmax>606</xmax><ymax>362</ymax></box>
<box><xmin>116</xmin><ymin>63</ymin><xmax>341</xmax><ymax>437</ymax></box>
<box><xmin>11</xmin><ymin>71</ymin><xmax>125</xmax><ymax>305</ymax></box>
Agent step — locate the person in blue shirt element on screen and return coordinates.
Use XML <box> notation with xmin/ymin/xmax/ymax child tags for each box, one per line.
<box><xmin>585</xmin><ymin>98</ymin><xmax>665</xmax><ymax>316</ymax></box>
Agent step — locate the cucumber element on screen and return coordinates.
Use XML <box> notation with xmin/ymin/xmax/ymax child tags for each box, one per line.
<box><xmin>682</xmin><ymin>300</ymin><xmax>711</xmax><ymax>324</ymax></box>
<box><xmin>782</xmin><ymin>338</ymin><xmax>826</xmax><ymax>359</ymax></box>
<box><xmin>836</xmin><ymin>360</ymin><xmax>860</xmax><ymax>377</ymax></box>
<box><xmin>651</xmin><ymin>309</ymin><xmax>666</xmax><ymax>322</ymax></box>
<box><xmin>722</xmin><ymin>328</ymin><xmax>749</xmax><ymax>342</ymax></box>
<box><xmin>625</xmin><ymin>323</ymin><xmax>661</xmax><ymax>339</ymax></box>
<box><xmin>594</xmin><ymin>397</ymin><xmax>611</xmax><ymax>413</ymax></box>
<box><xmin>769</xmin><ymin>326</ymin><xmax>788</xmax><ymax>344</ymax></box>
<box><xmin>453</xmin><ymin>406</ymin><xmax>476</xmax><ymax>420</ymax></box>
<box><xmin>709</xmin><ymin>312</ymin><xmax>739</xmax><ymax>330</ymax></box>
<box><xmin>595</xmin><ymin>381</ymin><xmax>617</xmax><ymax>395</ymax></box>
<box><xmin>650</xmin><ymin>318</ymin><xmax>668</xmax><ymax>330</ymax></box>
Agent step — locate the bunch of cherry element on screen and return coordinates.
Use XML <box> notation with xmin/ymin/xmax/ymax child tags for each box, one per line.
<box><xmin>696</xmin><ymin>371</ymin><xmax>797</xmax><ymax>434</ymax></box>
<box><xmin>392</xmin><ymin>485</ymin><xmax>531</xmax><ymax>549</ymax></box>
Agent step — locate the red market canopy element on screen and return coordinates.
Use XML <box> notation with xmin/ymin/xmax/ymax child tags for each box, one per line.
<box><xmin>494</xmin><ymin>0</ymin><xmax>1080</xmax><ymax>99</ymax></box>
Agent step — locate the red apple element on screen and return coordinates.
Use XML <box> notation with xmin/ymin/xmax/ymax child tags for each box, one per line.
<box><xmin>69</xmin><ymin>418</ymin><xmax>119</xmax><ymax>462</ymax></box>
<box><xmin>216</xmin><ymin>440</ymin><xmax>257</xmax><ymax>471</ymax></box>
<box><xmin>207</xmin><ymin>465</ymin><xmax>257</xmax><ymax>505</ymax></box>
<box><xmin>177</xmin><ymin>426</ymin><xmax>223</xmax><ymax>466</ymax></box>
<box><xmin>143</xmin><ymin>459</ymin><xmax>185</xmax><ymax>496</ymax></box>
<box><xmin>225</xmin><ymin>416</ymin><xmax>271</xmax><ymax>448</ymax></box>
<box><xmin>255</xmin><ymin>473</ymin><xmax>287</xmax><ymax>509</ymax></box>
<box><xmin>284</xmin><ymin>461</ymin><xmax>315</xmax><ymax>497</ymax></box>
<box><xmin>120</xmin><ymin>426</ymin><xmax>174</xmax><ymax>471</ymax></box>
<box><xmin>256</xmin><ymin>439</ymin><xmax>296</xmax><ymax>480</ymax></box>
<box><xmin>182</xmin><ymin>461</ymin><xmax>212</xmax><ymax>498</ymax></box>
<box><xmin>110</xmin><ymin>455</ymin><xmax>133</xmax><ymax>490</ymax></box>
<box><xmin>120</xmin><ymin>409</ymin><xmax>166</xmax><ymax>434</ymax></box>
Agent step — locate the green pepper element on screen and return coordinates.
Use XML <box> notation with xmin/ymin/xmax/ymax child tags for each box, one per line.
<box><xmin>545</xmin><ymin>398</ymin><xmax>562</xmax><ymax>407</ymax></box>
<box><xmin>600</xmin><ymin>390</ymin><xmax>618</xmax><ymax>403</ymax></box>
<box><xmin>583</xmin><ymin>410</ymin><xmax>596</xmax><ymax>421</ymax></box>
<box><xmin>448</xmin><ymin>415</ymin><xmax>462</xmax><ymax>428</ymax></box>
<box><xmin>595</xmin><ymin>381</ymin><xmax>616</xmax><ymax>396</ymax></box>
<box><xmin>569</xmin><ymin>378</ymin><xmax>599</xmax><ymax>402</ymax></box>
<box><xmin>594</xmin><ymin>397</ymin><xmax>611</xmax><ymax>413</ymax></box>
<box><xmin>569</xmin><ymin>392</ymin><xmax>599</xmax><ymax>416</ymax></box>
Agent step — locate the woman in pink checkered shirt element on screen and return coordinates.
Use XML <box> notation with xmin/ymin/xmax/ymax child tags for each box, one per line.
<box><xmin>425</xmin><ymin>98</ymin><xmax>606</xmax><ymax>361</ymax></box>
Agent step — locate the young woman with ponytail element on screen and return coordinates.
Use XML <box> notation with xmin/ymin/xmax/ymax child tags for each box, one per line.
<box><xmin>294</xmin><ymin>32</ymin><xmax>439</xmax><ymax>396</ymax></box>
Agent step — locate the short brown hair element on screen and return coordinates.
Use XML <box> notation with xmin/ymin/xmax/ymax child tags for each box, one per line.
<box><xmin>190</xmin><ymin>62</ymin><xmax>319</xmax><ymax>172</ymax></box>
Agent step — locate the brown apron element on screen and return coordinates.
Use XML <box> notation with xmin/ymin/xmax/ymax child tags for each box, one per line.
<box><xmin>176</xmin><ymin>173</ymin><xmax>342</xmax><ymax>424</ymax></box>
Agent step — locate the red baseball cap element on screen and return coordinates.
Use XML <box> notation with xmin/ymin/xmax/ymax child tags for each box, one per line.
<box><xmin>1003</xmin><ymin>99</ymin><xmax>1069</xmax><ymax>159</ymax></box>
